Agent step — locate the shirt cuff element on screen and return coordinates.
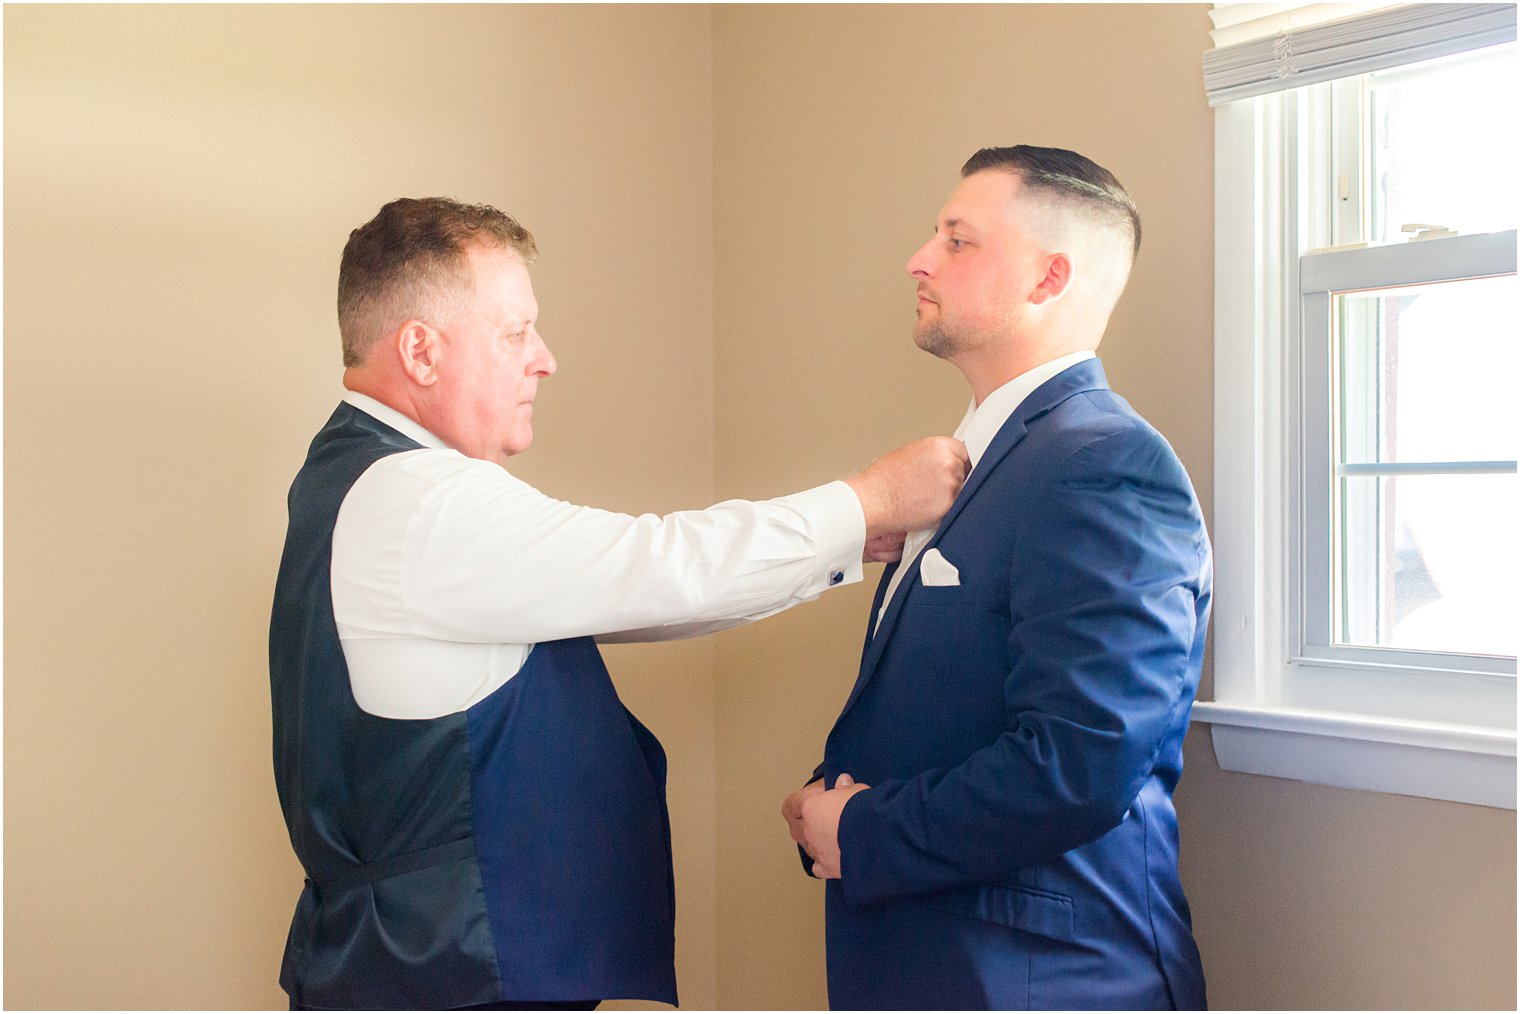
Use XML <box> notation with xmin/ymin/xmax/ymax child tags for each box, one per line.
<box><xmin>777</xmin><ymin>479</ymin><xmax>866</xmax><ymax>592</ymax></box>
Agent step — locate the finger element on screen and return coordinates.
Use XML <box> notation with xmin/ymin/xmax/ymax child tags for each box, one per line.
<box><xmin>836</xmin><ymin>773</ymin><xmax>855</xmax><ymax>788</ymax></box>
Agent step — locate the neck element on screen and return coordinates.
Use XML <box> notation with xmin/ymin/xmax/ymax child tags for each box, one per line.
<box><xmin>956</xmin><ymin>339</ymin><xmax>1096</xmax><ymax>405</ymax></box>
<box><xmin>343</xmin><ymin>367</ymin><xmax>424</xmax><ymax>426</ymax></box>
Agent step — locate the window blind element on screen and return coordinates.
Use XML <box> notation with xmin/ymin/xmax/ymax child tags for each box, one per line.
<box><xmin>1204</xmin><ymin>2</ymin><xmax>1517</xmax><ymax>106</ymax></box>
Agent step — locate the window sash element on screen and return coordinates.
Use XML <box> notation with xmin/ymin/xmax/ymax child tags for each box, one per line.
<box><xmin>1298</xmin><ymin>231</ymin><xmax>1516</xmax><ymax>675</ymax></box>
<box><xmin>1336</xmin><ymin>462</ymin><xmax>1516</xmax><ymax>476</ymax></box>
<box><xmin>1300</xmin><ymin>229</ymin><xmax>1517</xmax><ymax>290</ymax></box>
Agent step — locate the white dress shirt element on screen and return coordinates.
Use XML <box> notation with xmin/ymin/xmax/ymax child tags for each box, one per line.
<box><xmin>332</xmin><ymin>392</ymin><xmax>866</xmax><ymax>719</ymax></box>
<box><xmin>874</xmin><ymin>351</ymin><xmax>1096</xmax><ymax>633</ymax></box>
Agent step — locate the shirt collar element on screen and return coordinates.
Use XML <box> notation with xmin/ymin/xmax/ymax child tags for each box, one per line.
<box><xmin>342</xmin><ymin>391</ymin><xmax>451</xmax><ymax>451</ymax></box>
<box><xmin>954</xmin><ymin>350</ymin><xmax>1096</xmax><ymax>467</ymax></box>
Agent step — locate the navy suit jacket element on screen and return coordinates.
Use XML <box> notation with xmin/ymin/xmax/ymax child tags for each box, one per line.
<box><xmin>817</xmin><ymin>358</ymin><xmax>1210</xmax><ymax>1010</ymax></box>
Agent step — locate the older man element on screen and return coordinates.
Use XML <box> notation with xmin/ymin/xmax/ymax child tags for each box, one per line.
<box><xmin>270</xmin><ymin>197</ymin><xmax>967</xmax><ymax>1010</ymax></box>
<box><xmin>788</xmin><ymin>147</ymin><xmax>1211</xmax><ymax>1009</ymax></box>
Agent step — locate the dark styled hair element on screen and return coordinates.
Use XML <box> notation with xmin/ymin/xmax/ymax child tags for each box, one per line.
<box><xmin>961</xmin><ymin>145</ymin><xmax>1140</xmax><ymax>259</ymax></box>
<box><xmin>337</xmin><ymin>197</ymin><xmax>537</xmax><ymax>367</ymax></box>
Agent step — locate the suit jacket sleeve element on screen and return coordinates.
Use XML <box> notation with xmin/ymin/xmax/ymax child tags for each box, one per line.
<box><xmin>835</xmin><ymin>422</ymin><xmax>1208</xmax><ymax>907</ymax></box>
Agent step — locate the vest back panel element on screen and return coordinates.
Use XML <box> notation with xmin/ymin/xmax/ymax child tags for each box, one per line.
<box><xmin>269</xmin><ymin>403</ymin><xmax>677</xmax><ymax>1008</ymax></box>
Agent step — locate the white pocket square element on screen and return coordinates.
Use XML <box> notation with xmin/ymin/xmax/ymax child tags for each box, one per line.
<box><xmin>919</xmin><ymin>547</ymin><xmax>961</xmax><ymax>587</ymax></box>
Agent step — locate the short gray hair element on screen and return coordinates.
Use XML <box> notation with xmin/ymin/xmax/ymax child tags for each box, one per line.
<box><xmin>337</xmin><ymin>197</ymin><xmax>537</xmax><ymax>367</ymax></box>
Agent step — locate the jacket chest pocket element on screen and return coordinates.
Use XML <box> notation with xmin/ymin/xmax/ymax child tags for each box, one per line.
<box><xmin>897</xmin><ymin>577</ymin><xmax>1006</xmax><ymax>656</ymax></box>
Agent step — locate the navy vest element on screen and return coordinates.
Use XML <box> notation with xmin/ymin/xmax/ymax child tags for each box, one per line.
<box><xmin>269</xmin><ymin>403</ymin><xmax>677</xmax><ymax>1009</ymax></box>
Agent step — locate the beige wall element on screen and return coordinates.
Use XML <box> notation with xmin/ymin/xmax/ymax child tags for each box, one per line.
<box><xmin>4</xmin><ymin>5</ymin><xmax>718</xmax><ymax>1009</ymax></box>
<box><xmin>5</xmin><ymin>4</ymin><xmax>1514</xmax><ymax>1011</ymax></box>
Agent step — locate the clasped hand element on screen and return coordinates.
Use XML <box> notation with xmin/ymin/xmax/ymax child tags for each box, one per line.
<box><xmin>781</xmin><ymin>774</ymin><xmax>871</xmax><ymax>880</ymax></box>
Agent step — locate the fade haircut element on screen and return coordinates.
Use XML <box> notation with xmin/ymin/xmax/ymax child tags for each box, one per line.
<box><xmin>338</xmin><ymin>197</ymin><xmax>538</xmax><ymax>367</ymax></box>
<box><xmin>961</xmin><ymin>145</ymin><xmax>1141</xmax><ymax>261</ymax></box>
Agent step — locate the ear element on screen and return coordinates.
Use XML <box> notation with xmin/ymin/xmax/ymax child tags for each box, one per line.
<box><xmin>1029</xmin><ymin>252</ymin><xmax>1074</xmax><ymax>306</ymax></box>
<box><xmin>395</xmin><ymin>320</ymin><xmax>441</xmax><ymax>387</ymax></box>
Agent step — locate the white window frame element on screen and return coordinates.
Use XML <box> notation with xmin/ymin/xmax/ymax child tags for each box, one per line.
<box><xmin>1198</xmin><ymin>72</ymin><xmax>1517</xmax><ymax>811</ymax></box>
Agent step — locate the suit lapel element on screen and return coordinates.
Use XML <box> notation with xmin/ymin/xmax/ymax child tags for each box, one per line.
<box><xmin>835</xmin><ymin>359</ymin><xmax>1112</xmax><ymax>721</ymax></box>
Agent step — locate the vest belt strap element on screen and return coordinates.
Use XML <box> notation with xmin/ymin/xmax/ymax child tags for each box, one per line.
<box><xmin>311</xmin><ymin>837</ymin><xmax>476</xmax><ymax>894</ymax></box>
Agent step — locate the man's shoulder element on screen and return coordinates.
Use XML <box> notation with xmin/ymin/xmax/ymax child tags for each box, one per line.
<box><xmin>348</xmin><ymin>445</ymin><xmax>524</xmax><ymax>501</ymax></box>
<box><xmin>1046</xmin><ymin>387</ymin><xmax>1173</xmax><ymax>452</ymax></box>
<box><xmin>1014</xmin><ymin>387</ymin><xmax>1144</xmax><ymax>459</ymax></box>
<box><xmin>338</xmin><ymin>448</ymin><xmax>553</xmax><ymax>543</ymax></box>
<box><xmin>1010</xmin><ymin>391</ymin><xmax>1194</xmax><ymax>499</ymax></box>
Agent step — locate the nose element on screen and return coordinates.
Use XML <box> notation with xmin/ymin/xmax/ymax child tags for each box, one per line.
<box><xmin>531</xmin><ymin>330</ymin><xmax>556</xmax><ymax>378</ymax></box>
<box><xmin>906</xmin><ymin>238</ymin><xmax>936</xmax><ymax>279</ymax></box>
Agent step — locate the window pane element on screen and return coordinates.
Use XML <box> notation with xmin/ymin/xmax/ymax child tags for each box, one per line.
<box><xmin>1337</xmin><ymin>274</ymin><xmax>1517</xmax><ymax>465</ymax></box>
<box><xmin>1368</xmin><ymin>44</ymin><xmax>1519</xmax><ymax>243</ymax></box>
<box><xmin>1337</xmin><ymin>473</ymin><xmax>1517</xmax><ymax>657</ymax></box>
<box><xmin>1332</xmin><ymin>270</ymin><xmax>1517</xmax><ymax>659</ymax></box>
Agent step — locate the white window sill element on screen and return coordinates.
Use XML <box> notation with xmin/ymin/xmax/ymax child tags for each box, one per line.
<box><xmin>1191</xmin><ymin>700</ymin><xmax>1517</xmax><ymax>810</ymax></box>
